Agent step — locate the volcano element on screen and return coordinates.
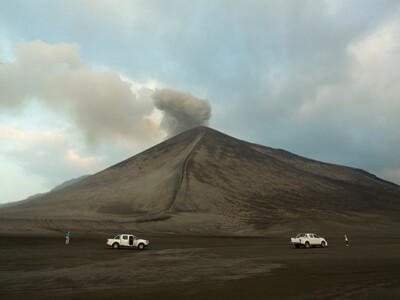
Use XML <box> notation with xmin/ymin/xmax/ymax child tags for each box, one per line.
<box><xmin>1</xmin><ymin>126</ymin><xmax>399</xmax><ymax>235</ymax></box>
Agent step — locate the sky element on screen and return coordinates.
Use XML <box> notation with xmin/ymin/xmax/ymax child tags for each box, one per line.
<box><xmin>1</xmin><ymin>0</ymin><xmax>400</xmax><ymax>204</ymax></box>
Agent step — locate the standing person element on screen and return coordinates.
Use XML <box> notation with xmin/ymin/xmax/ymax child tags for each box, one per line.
<box><xmin>344</xmin><ymin>234</ymin><xmax>349</xmax><ymax>246</ymax></box>
<box><xmin>65</xmin><ymin>232</ymin><xmax>70</xmax><ymax>245</ymax></box>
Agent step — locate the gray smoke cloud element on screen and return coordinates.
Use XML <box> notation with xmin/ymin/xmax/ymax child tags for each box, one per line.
<box><xmin>152</xmin><ymin>89</ymin><xmax>211</xmax><ymax>136</ymax></box>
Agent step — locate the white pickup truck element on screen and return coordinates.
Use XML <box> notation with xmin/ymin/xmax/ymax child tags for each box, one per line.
<box><xmin>106</xmin><ymin>234</ymin><xmax>149</xmax><ymax>250</ymax></box>
<box><xmin>290</xmin><ymin>233</ymin><xmax>328</xmax><ymax>249</ymax></box>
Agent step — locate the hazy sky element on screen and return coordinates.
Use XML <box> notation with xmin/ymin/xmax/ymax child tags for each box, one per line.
<box><xmin>1</xmin><ymin>0</ymin><xmax>400</xmax><ymax>203</ymax></box>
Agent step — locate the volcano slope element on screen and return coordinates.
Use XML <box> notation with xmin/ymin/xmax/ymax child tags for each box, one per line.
<box><xmin>1</xmin><ymin>126</ymin><xmax>399</xmax><ymax>235</ymax></box>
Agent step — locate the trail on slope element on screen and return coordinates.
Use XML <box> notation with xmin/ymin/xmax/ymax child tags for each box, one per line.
<box><xmin>167</xmin><ymin>128</ymin><xmax>206</xmax><ymax>211</ymax></box>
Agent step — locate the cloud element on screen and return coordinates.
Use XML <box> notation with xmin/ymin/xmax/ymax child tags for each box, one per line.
<box><xmin>0</xmin><ymin>40</ymin><xmax>165</xmax><ymax>146</ymax></box>
<box><xmin>0</xmin><ymin>123</ymin><xmax>106</xmax><ymax>202</ymax></box>
<box><xmin>152</xmin><ymin>89</ymin><xmax>211</xmax><ymax>136</ymax></box>
<box><xmin>0</xmin><ymin>124</ymin><xmax>26</xmax><ymax>140</ymax></box>
<box><xmin>0</xmin><ymin>156</ymin><xmax>48</xmax><ymax>203</ymax></box>
<box><xmin>347</xmin><ymin>18</ymin><xmax>400</xmax><ymax>109</ymax></box>
<box><xmin>1</xmin><ymin>0</ymin><xmax>400</xmax><ymax>206</ymax></box>
<box><xmin>0</xmin><ymin>40</ymin><xmax>214</xmax><ymax>202</ymax></box>
<box><xmin>0</xmin><ymin>40</ymin><xmax>212</xmax><ymax>147</ymax></box>
<box><xmin>2</xmin><ymin>125</ymin><xmax>103</xmax><ymax>180</ymax></box>
<box><xmin>253</xmin><ymin>14</ymin><xmax>400</xmax><ymax>185</ymax></box>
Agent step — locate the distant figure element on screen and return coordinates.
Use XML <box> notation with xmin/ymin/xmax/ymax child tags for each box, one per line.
<box><xmin>344</xmin><ymin>234</ymin><xmax>349</xmax><ymax>247</ymax></box>
<box><xmin>65</xmin><ymin>232</ymin><xmax>70</xmax><ymax>245</ymax></box>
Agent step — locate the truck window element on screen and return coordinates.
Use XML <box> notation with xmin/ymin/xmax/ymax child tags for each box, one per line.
<box><xmin>115</xmin><ymin>235</ymin><xmax>120</xmax><ymax>239</ymax></box>
<box><xmin>122</xmin><ymin>235</ymin><xmax>128</xmax><ymax>240</ymax></box>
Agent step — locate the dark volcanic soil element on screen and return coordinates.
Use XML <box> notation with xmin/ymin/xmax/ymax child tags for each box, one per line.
<box><xmin>1</xmin><ymin>232</ymin><xmax>400</xmax><ymax>299</ymax></box>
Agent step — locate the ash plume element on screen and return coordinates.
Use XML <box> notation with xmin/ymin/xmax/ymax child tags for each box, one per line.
<box><xmin>152</xmin><ymin>89</ymin><xmax>212</xmax><ymax>136</ymax></box>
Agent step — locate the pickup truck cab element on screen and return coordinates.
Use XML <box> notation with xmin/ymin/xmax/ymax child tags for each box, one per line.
<box><xmin>290</xmin><ymin>233</ymin><xmax>327</xmax><ymax>249</ymax></box>
<box><xmin>106</xmin><ymin>234</ymin><xmax>149</xmax><ymax>250</ymax></box>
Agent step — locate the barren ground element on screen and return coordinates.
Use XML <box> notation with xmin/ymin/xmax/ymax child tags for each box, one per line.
<box><xmin>1</xmin><ymin>232</ymin><xmax>400</xmax><ymax>299</ymax></box>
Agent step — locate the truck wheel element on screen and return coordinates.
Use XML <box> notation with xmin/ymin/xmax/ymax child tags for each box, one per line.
<box><xmin>112</xmin><ymin>243</ymin><xmax>119</xmax><ymax>249</ymax></box>
<box><xmin>295</xmin><ymin>244</ymin><xmax>300</xmax><ymax>248</ymax></box>
<box><xmin>138</xmin><ymin>243</ymin><xmax>145</xmax><ymax>250</ymax></box>
<box><xmin>304</xmin><ymin>242</ymin><xmax>310</xmax><ymax>249</ymax></box>
<box><xmin>321</xmin><ymin>241</ymin><xmax>326</xmax><ymax>248</ymax></box>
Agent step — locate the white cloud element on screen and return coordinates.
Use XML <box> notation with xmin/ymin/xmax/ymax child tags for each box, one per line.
<box><xmin>347</xmin><ymin>19</ymin><xmax>400</xmax><ymax>125</ymax></box>
<box><xmin>65</xmin><ymin>149</ymin><xmax>103</xmax><ymax>171</ymax></box>
<box><xmin>2</xmin><ymin>124</ymin><xmax>102</xmax><ymax>179</ymax></box>
<box><xmin>0</xmin><ymin>123</ymin><xmax>26</xmax><ymax>140</ymax></box>
<box><xmin>348</xmin><ymin>18</ymin><xmax>400</xmax><ymax>89</ymax></box>
<box><xmin>0</xmin><ymin>156</ymin><xmax>48</xmax><ymax>203</ymax></box>
<box><xmin>0</xmin><ymin>40</ymin><xmax>165</xmax><ymax>145</ymax></box>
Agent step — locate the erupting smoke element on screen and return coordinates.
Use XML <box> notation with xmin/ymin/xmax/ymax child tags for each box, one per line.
<box><xmin>152</xmin><ymin>89</ymin><xmax>212</xmax><ymax>136</ymax></box>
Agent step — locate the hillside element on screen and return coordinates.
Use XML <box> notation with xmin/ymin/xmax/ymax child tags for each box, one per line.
<box><xmin>1</xmin><ymin>126</ymin><xmax>399</xmax><ymax>235</ymax></box>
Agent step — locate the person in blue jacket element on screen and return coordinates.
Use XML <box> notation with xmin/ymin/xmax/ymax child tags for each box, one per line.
<box><xmin>65</xmin><ymin>232</ymin><xmax>70</xmax><ymax>245</ymax></box>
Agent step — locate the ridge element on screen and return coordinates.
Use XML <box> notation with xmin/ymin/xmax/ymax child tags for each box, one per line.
<box><xmin>168</xmin><ymin>127</ymin><xmax>207</xmax><ymax>211</ymax></box>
